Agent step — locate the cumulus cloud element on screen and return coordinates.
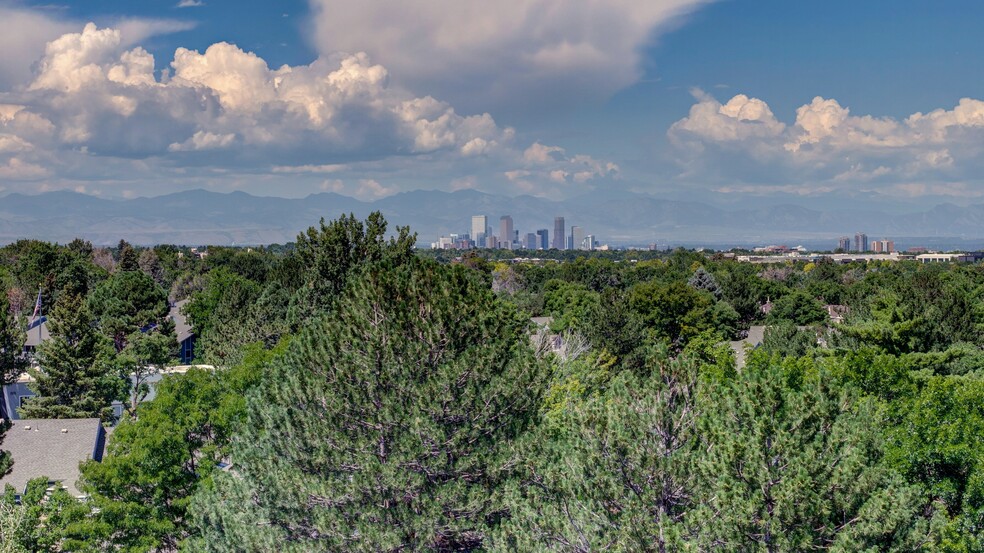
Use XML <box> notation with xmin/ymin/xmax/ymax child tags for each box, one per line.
<box><xmin>669</xmin><ymin>92</ymin><xmax>984</xmax><ymax>196</ymax></box>
<box><xmin>0</xmin><ymin>22</ymin><xmax>617</xmax><ymax>198</ymax></box>
<box><xmin>307</xmin><ymin>0</ymin><xmax>713</xmax><ymax>113</ymax></box>
<box><xmin>176</xmin><ymin>0</ymin><xmax>205</xmax><ymax>7</ymax></box>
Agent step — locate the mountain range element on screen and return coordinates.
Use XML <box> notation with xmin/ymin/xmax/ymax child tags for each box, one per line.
<box><xmin>2</xmin><ymin>189</ymin><xmax>984</xmax><ymax>249</ymax></box>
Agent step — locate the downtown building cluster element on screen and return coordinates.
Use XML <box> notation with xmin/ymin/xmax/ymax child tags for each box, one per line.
<box><xmin>837</xmin><ymin>233</ymin><xmax>895</xmax><ymax>253</ymax></box>
<box><xmin>430</xmin><ymin>215</ymin><xmax>599</xmax><ymax>251</ymax></box>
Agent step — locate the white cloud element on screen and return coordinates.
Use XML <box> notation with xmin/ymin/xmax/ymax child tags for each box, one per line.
<box><xmin>0</xmin><ymin>7</ymin><xmax>192</xmax><ymax>90</ymax></box>
<box><xmin>307</xmin><ymin>0</ymin><xmax>714</xmax><ymax>113</ymax></box>
<box><xmin>176</xmin><ymin>0</ymin><xmax>205</xmax><ymax>7</ymax></box>
<box><xmin>0</xmin><ymin>22</ymin><xmax>618</xmax><ymax>198</ymax></box>
<box><xmin>669</xmin><ymin>93</ymin><xmax>984</xmax><ymax>195</ymax></box>
<box><xmin>168</xmin><ymin>131</ymin><xmax>236</xmax><ymax>151</ymax></box>
<box><xmin>0</xmin><ymin>157</ymin><xmax>48</xmax><ymax>179</ymax></box>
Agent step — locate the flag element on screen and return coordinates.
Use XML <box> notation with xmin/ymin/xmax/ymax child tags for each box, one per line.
<box><xmin>31</xmin><ymin>287</ymin><xmax>42</xmax><ymax>320</ymax></box>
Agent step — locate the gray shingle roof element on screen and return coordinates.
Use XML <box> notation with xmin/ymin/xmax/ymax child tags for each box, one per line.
<box><xmin>171</xmin><ymin>299</ymin><xmax>194</xmax><ymax>343</ymax></box>
<box><xmin>0</xmin><ymin>418</ymin><xmax>105</xmax><ymax>497</ymax></box>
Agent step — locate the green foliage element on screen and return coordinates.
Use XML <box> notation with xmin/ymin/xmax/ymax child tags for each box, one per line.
<box><xmin>690</xmin><ymin>353</ymin><xmax>933</xmax><ymax>551</ymax></box>
<box><xmin>760</xmin><ymin>321</ymin><xmax>817</xmax><ymax>358</ymax></box>
<box><xmin>20</xmin><ymin>292</ymin><xmax>126</xmax><ymax>422</ymax></box>
<box><xmin>190</xmin><ymin>259</ymin><xmax>547</xmax><ymax>551</ymax></box>
<box><xmin>884</xmin><ymin>374</ymin><xmax>984</xmax><ymax>552</ymax></box>
<box><xmin>0</xmin><ymin>286</ymin><xmax>27</xmax><ymax>386</ymax></box>
<box><xmin>630</xmin><ymin>280</ymin><xmax>715</xmax><ymax>347</ymax></box>
<box><xmin>767</xmin><ymin>289</ymin><xmax>827</xmax><ymax>325</ymax></box>
<box><xmin>542</xmin><ymin>279</ymin><xmax>600</xmax><ymax>332</ymax></box>
<box><xmin>293</xmin><ymin>211</ymin><xmax>416</xmax><ymax>316</ymax></box>
<box><xmin>87</xmin><ymin>271</ymin><xmax>169</xmax><ymax>352</ymax></box>
<box><xmin>498</xmin><ymin>348</ymin><xmax>699</xmax><ymax>551</ymax></box>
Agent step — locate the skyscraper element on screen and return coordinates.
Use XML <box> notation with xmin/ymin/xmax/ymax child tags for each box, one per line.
<box><xmin>570</xmin><ymin>226</ymin><xmax>585</xmax><ymax>251</ymax></box>
<box><xmin>854</xmin><ymin>232</ymin><xmax>868</xmax><ymax>252</ymax></box>
<box><xmin>837</xmin><ymin>236</ymin><xmax>851</xmax><ymax>251</ymax></box>
<box><xmin>536</xmin><ymin>229</ymin><xmax>549</xmax><ymax>250</ymax></box>
<box><xmin>499</xmin><ymin>215</ymin><xmax>513</xmax><ymax>249</ymax></box>
<box><xmin>524</xmin><ymin>233</ymin><xmax>537</xmax><ymax>250</ymax></box>
<box><xmin>553</xmin><ymin>217</ymin><xmax>565</xmax><ymax>250</ymax></box>
<box><xmin>471</xmin><ymin>215</ymin><xmax>487</xmax><ymax>248</ymax></box>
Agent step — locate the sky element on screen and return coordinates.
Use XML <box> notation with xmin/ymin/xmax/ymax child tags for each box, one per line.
<box><xmin>0</xmin><ymin>0</ymin><xmax>983</xmax><ymax>208</ymax></box>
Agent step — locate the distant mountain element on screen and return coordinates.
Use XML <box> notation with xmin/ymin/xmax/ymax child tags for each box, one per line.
<box><xmin>2</xmin><ymin>188</ymin><xmax>984</xmax><ymax>247</ymax></box>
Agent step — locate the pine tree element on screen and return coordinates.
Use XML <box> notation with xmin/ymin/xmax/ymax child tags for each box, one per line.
<box><xmin>116</xmin><ymin>240</ymin><xmax>139</xmax><ymax>273</ymax></box>
<box><xmin>190</xmin><ymin>258</ymin><xmax>547</xmax><ymax>551</ymax></box>
<box><xmin>19</xmin><ymin>292</ymin><xmax>126</xmax><ymax>422</ymax></box>
<box><xmin>690</xmin><ymin>353</ymin><xmax>934</xmax><ymax>551</ymax></box>
<box><xmin>0</xmin><ymin>288</ymin><xmax>27</xmax><ymax>386</ymax></box>
<box><xmin>497</xmin><ymin>348</ymin><xmax>699</xmax><ymax>552</ymax></box>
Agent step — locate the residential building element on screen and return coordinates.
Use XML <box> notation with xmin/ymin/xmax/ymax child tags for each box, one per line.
<box><xmin>0</xmin><ymin>418</ymin><xmax>106</xmax><ymax>498</ymax></box>
<box><xmin>854</xmin><ymin>232</ymin><xmax>868</xmax><ymax>252</ymax></box>
<box><xmin>553</xmin><ymin>217</ymin><xmax>565</xmax><ymax>250</ymax></box>
<box><xmin>536</xmin><ymin>229</ymin><xmax>549</xmax><ymax>250</ymax></box>
<box><xmin>837</xmin><ymin>236</ymin><xmax>851</xmax><ymax>251</ymax></box>
<box><xmin>871</xmin><ymin>239</ymin><xmax>895</xmax><ymax>253</ymax></box>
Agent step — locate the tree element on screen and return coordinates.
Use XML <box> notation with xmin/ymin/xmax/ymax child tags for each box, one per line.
<box><xmin>189</xmin><ymin>259</ymin><xmax>547</xmax><ymax>551</ymax></box>
<box><xmin>0</xmin><ymin>419</ymin><xmax>11</xmax><ymax>478</ymax></box>
<box><xmin>0</xmin><ymin>287</ymin><xmax>27</xmax><ymax>386</ymax></box>
<box><xmin>689</xmin><ymin>353</ymin><xmax>934</xmax><ymax>551</ymax></box>
<box><xmin>760</xmin><ymin>321</ymin><xmax>817</xmax><ymax>358</ymax></box>
<box><xmin>498</xmin><ymin>348</ymin><xmax>699</xmax><ymax>552</ymax></box>
<box><xmin>19</xmin><ymin>292</ymin><xmax>126</xmax><ymax>422</ymax></box>
<box><xmin>116</xmin><ymin>240</ymin><xmax>139</xmax><ymax>272</ymax></box>
<box><xmin>883</xmin><ymin>374</ymin><xmax>984</xmax><ymax>552</ymax></box>
<box><xmin>117</xmin><ymin>328</ymin><xmax>176</xmax><ymax>414</ymax></box>
<box><xmin>87</xmin><ymin>271</ymin><xmax>169</xmax><ymax>352</ymax></box>
<box><xmin>75</xmin><ymin>342</ymin><xmax>279</xmax><ymax>551</ymax></box>
<box><xmin>688</xmin><ymin>266</ymin><xmax>721</xmax><ymax>299</ymax></box>
<box><xmin>293</xmin><ymin>211</ymin><xmax>416</xmax><ymax>317</ymax></box>
<box><xmin>767</xmin><ymin>290</ymin><xmax>827</xmax><ymax>326</ymax></box>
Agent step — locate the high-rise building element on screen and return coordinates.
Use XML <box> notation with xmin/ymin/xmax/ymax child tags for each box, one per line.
<box><xmin>854</xmin><ymin>232</ymin><xmax>868</xmax><ymax>252</ymax></box>
<box><xmin>553</xmin><ymin>217</ymin><xmax>565</xmax><ymax>250</ymax></box>
<box><xmin>524</xmin><ymin>233</ymin><xmax>537</xmax><ymax>250</ymax></box>
<box><xmin>584</xmin><ymin>235</ymin><xmax>595</xmax><ymax>251</ymax></box>
<box><xmin>570</xmin><ymin>226</ymin><xmax>585</xmax><ymax>251</ymax></box>
<box><xmin>871</xmin><ymin>239</ymin><xmax>895</xmax><ymax>253</ymax></box>
<box><xmin>837</xmin><ymin>236</ymin><xmax>851</xmax><ymax>251</ymax></box>
<box><xmin>471</xmin><ymin>215</ymin><xmax>487</xmax><ymax>248</ymax></box>
<box><xmin>499</xmin><ymin>216</ymin><xmax>513</xmax><ymax>249</ymax></box>
<box><xmin>536</xmin><ymin>229</ymin><xmax>549</xmax><ymax>250</ymax></box>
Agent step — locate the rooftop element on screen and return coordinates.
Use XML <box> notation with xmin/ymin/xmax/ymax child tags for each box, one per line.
<box><xmin>0</xmin><ymin>418</ymin><xmax>105</xmax><ymax>497</ymax></box>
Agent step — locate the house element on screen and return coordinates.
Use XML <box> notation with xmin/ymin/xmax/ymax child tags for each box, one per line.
<box><xmin>171</xmin><ymin>299</ymin><xmax>196</xmax><ymax>364</ymax></box>
<box><xmin>0</xmin><ymin>418</ymin><xmax>106</xmax><ymax>498</ymax></box>
<box><xmin>824</xmin><ymin>304</ymin><xmax>850</xmax><ymax>324</ymax></box>
<box><xmin>22</xmin><ymin>316</ymin><xmax>49</xmax><ymax>357</ymax></box>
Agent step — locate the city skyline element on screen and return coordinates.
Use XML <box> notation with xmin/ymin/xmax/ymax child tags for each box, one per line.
<box><xmin>431</xmin><ymin>213</ymin><xmax>600</xmax><ymax>251</ymax></box>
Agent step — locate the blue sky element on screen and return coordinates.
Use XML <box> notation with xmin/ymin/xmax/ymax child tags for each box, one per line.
<box><xmin>0</xmin><ymin>0</ymin><xmax>983</xmax><ymax>208</ymax></box>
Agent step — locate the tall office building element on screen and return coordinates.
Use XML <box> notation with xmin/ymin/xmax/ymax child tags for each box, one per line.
<box><xmin>584</xmin><ymin>235</ymin><xmax>595</xmax><ymax>251</ymax></box>
<box><xmin>854</xmin><ymin>232</ymin><xmax>868</xmax><ymax>252</ymax></box>
<box><xmin>536</xmin><ymin>229</ymin><xmax>549</xmax><ymax>250</ymax></box>
<box><xmin>570</xmin><ymin>226</ymin><xmax>585</xmax><ymax>251</ymax></box>
<box><xmin>837</xmin><ymin>236</ymin><xmax>851</xmax><ymax>251</ymax></box>
<box><xmin>553</xmin><ymin>217</ymin><xmax>565</xmax><ymax>250</ymax></box>
<box><xmin>524</xmin><ymin>233</ymin><xmax>537</xmax><ymax>250</ymax></box>
<box><xmin>471</xmin><ymin>215</ymin><xmax>487</xmax><ymax>248</ymax></box>
<box><xmin>499</xmin><ymin>216</ymin><xmax>513</xmax><ymax>249</ymax></box>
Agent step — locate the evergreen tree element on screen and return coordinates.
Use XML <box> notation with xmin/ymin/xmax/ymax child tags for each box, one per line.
<box><xmin>19</xmin><ymin>292</ymin><xmax>126</xmax><ymax>422</ymax></box>
<box><xmin>116</xmin><ymin>240</ymin><xmax>139</xmax><ymax>273</ymax></box>
<box><xmin>498</xmin><ymin>348</ymin><xmax>699</xmax><ymax>552</ymax></box>
<box><xmin>690</xmin><ymin>353</ymin><xmax>934</xmax><ymax>551</ymax></box>
<box><xmin>190</xmin><ymin>258</ymin><xmax>547</xmax><ymax>551</ymax></box>
<box><xmin>87</xmin><ymin>271</ymin><xmax>169</xmax><ymax>352</ymax></box>
<box><xmin>0</xmin><ymin>419</ymin><xmax>11</xmax><ymax>478</ymax></box>
<box><xmin>0</xmin><ymin>288</ymin><xmax>27</xmax><ymax>386</ymax></box>
<box><xmin>292</xmin><ymin>211</ymin><xmax>415</xmax><ymax>317</ymax></box>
